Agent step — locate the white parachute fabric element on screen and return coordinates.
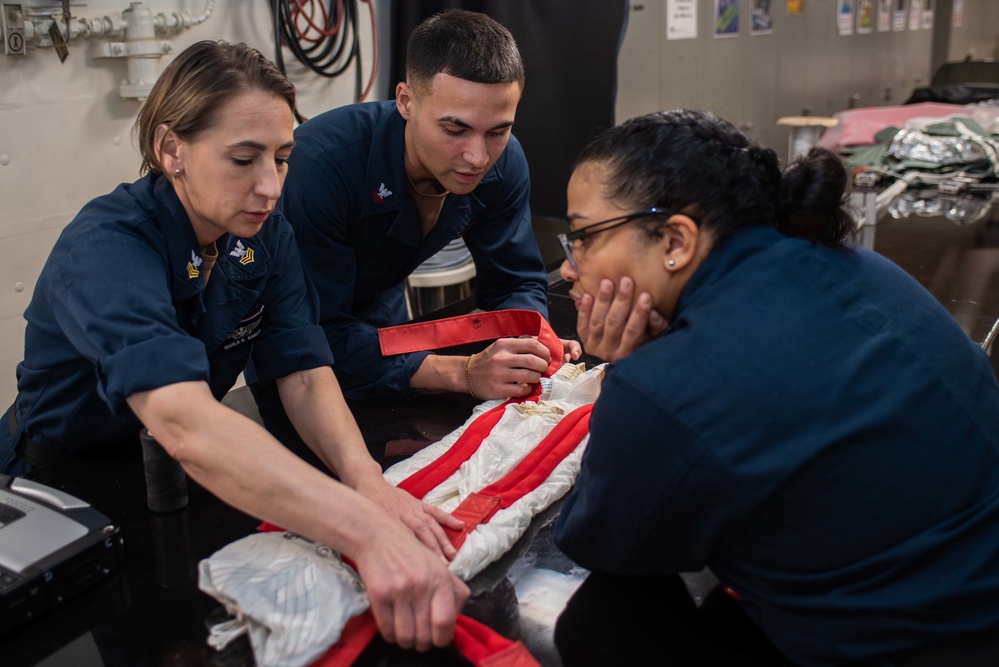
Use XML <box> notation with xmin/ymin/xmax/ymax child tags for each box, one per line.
<box><xmin>383</xmin><ymin>362</ymin><xmax>604</xmax><ymax>579</ymax></box>
<box><xmin>198</xmin><ymin>532</ymin><xmax>369</xmax><ymax>667</ymax></box>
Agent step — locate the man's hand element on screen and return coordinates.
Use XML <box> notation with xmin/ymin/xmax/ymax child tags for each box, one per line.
<box><xmin>561</xmin><ymin>338</ymin><xmax>582</xmax><ymax>362</ymax></box>
<box><xmin>353</xmin><ymin>511</ymin><xmax>470</xmax><ymax>651</ymax></box>
<box><xmin>353</xmin><ymin>474</ymin><xmax>464</xmax><ymax>561</ymax></box>
<box><xmin>466</xmin><ymin>337</ymin><xmax>551</xmax><ymax>399</ymax></box>
<box><xmin>577</xmin><ymin>277</ymin><xmax>668</xmax><ymax>363</ymax></box>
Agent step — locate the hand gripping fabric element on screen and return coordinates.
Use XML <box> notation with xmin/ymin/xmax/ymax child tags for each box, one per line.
<box><xmin>251</xmin><ymin>524</ymin><xmax>541</xmax><ymax>667</ymax></box>
<box><xmin>377</xmin><ymin>308</ymin><xmax>565</xmax><ymax>380</ymax></box>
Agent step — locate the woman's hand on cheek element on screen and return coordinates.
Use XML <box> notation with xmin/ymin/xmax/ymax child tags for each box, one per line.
<box><xmin>576</xmin><ymin>277</ymin><xmax>667</xmax><ymax>363</ymax></box>
<box><xmin>647</xmin><ymin>306</ymin><xmax>669</xmax><ymax>338</ymax></box>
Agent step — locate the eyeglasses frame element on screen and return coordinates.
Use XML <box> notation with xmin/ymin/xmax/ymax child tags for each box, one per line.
<box><xmin>557</xmin><ymin>207</ymin><xmax>678</xmax><ymax>272</ymax></box>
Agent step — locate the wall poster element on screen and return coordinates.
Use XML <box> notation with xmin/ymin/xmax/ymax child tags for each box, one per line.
<box><xmin>715</xmin><ymin>0</ymin><xmax>740</xmax><ymax>37</ymax></box>
<box><xmin>920</xmin><ymin>0</ymin><xmax>933</xmax><ymax>29</ymax></box>
<box><xmin>786</xmin><ymin>0</ymin><xmax>805</xmax><ymax>15</ymax></box>
<box><xmin>751</xmin><ymin>0</ymin><xmax>774</xmax><ymax>34</ymax></box>
<box><xmin>953</xmin><ymin>0</ymin><xmax>963</xmax><ymax>27</ymax></box>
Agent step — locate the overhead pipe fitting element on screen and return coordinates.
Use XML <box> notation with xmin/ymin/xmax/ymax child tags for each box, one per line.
<box><xmin>155</xmin><ymin>0</ymin><xmax>215</xmax><ymax>32</ymax></box>
<box><xmin>21</xmin><ymin>1</ymin><xmax>215</xmax><ymax>100</ymax></box>
<box><xmin>103</xmin><ymin>3</ymin><xmax>166</xmax><ymax>100</ymax></box>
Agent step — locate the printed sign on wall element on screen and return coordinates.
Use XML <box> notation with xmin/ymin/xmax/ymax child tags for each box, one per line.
<box><xmin>908</xmin><ymin>0</ymin><xmax>922</xmax><ymax>31</ymax></box>
<box><xmin>920</xmin><ymin>0</ymin><xmax>933</xmax><ymax>29</ymax></box>
<box><xmin>857</xmin><ymin>0</ymin><xmax>873</xmax><ymax>34</ymax></box>
<box><xmin>667</xmin><ymin>0</ymin><xmax>698</xmax><ymax>40</ymax></box>
<box><xmin>838</xmin><ymin>0</ymin><xmax>855</xmax><ymax>36</ymax></box>
<box><xmin>894</xmin><ymin>0</ymin><xmax>907</xmax><ymax>31</ymax></box>
<box><xmin>877</xmin><ymin>0</ymin><xmax>891</xmax><ymax>31</ymax></box>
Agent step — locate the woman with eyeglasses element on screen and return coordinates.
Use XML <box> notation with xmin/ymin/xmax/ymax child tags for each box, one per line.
<box><xmin>551</xmin><ymin>109</ymin><xmax>999</xmax><ymax>666</ymax></box>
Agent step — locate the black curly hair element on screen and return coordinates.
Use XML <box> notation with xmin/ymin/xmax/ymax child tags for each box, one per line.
<box><xmin>573</xmin><ymin>109</ymin><xmax>853</xmax><ymax>247</ymax></box>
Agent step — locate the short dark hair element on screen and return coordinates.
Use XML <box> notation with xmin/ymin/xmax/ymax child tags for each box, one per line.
<box><xmin>574</xmin><ymin>109</ymin><xmax>853</xmax><ymax>247</ymax></box>
<box><xmin>406</xmin><ymin>10</ymin><xmax>524</xmax><ymax>93</ymax></box>
<box><xmin>134</xmin><ymin>40</ymin><xmax>296</xmax><ymax>176</ymax></box>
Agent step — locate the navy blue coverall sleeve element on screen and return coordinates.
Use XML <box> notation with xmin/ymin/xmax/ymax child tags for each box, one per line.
<box><xmin>554</xmin><ymin>367</ymin><xmax>744</xmax><ymax>576</ymax></box>
<box><xmin>46</xmin><ymin>228</ymin><xmax>209</xmax><ymax>414</ymax></box>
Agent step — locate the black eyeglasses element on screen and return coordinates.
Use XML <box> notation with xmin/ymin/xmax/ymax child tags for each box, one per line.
<box><xmin>557</xmin><ymin>207</ymin><xmax>675</xmax><ymax>272</ymax></box>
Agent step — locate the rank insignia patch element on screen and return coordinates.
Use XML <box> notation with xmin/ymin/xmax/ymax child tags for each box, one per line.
<box><xmin>187</xmin><ymin>250</ymin><xmax>203</xmax><ymax>279</ymax></box>
<box><xmin>230</xmin><ymin>240</ymin><xmax>254</xmax><ymax>265</ymax></box>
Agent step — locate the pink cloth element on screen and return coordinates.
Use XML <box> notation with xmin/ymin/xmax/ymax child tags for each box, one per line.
<box><xmin>817</xmin><ymin>103</ymin><xmax>963</xmax><ymax>151</ymax></box>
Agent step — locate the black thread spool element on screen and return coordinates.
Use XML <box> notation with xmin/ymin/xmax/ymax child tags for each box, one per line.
<box><xmin>139</xmin><ymin>428</ymin><xmax>188</xmax><ymax>513</ymax></box>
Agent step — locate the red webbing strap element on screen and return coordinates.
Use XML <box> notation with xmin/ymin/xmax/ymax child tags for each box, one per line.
<box><xmin>396</xmin><ymin>400</ymin><xmax>511</xmax><ymax>500</ymax></box>
<box><xmin>441</xmin><ymin>404</ymin><xmax>593</xmax><ymax>550</ymax></box>
<box><xmin>258</xmin><ymin>521</ymin><xmax>284</xmax><ymax>533</ymax></box>
<box><xmin>387</xmin><ymin>309</ymin><xmax>561</xmax><ymax>500</ymax></box>
<box><xmin>311</xmin><ymin>610</ymin><xmax>379</xmax><ymax>667</ymax></box>
<box><xmin>397</xmin><ymin>386</ymin><xmax>583</xmax><ymax>508</ymax></box>
<box><xmin>310</xmin><ymin>611</ymin><xmax>539</xmax><ymax>667</ymax></box>
<box><xmin>444</xmin><ymin>494</ymin><xmax>503</xmax><ymax>550</ymax></box>
<box><xmin>453</xmin><ymin>615</ymin><xmax>539</xmax><ymax>667</ymax></box>
<box><xmin>377</xmin><ymin>309</ymin><xmax>564</xmax><ymax>379</ymax></box>
<box><xmin>478</xmin><ymin>404</ymin><xmax>593</xmax><ymax>506</ymax></box>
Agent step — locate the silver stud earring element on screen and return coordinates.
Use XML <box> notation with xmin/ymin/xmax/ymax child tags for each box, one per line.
<box><xmin>667</xmin><ymin>259</ymin><xmax>676</xmax><ymax>267</ymax></box>
<box><xmin>174</xmin><ymin>167</ymin><xmax>182</xmax><ymax>176</ymax></box>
